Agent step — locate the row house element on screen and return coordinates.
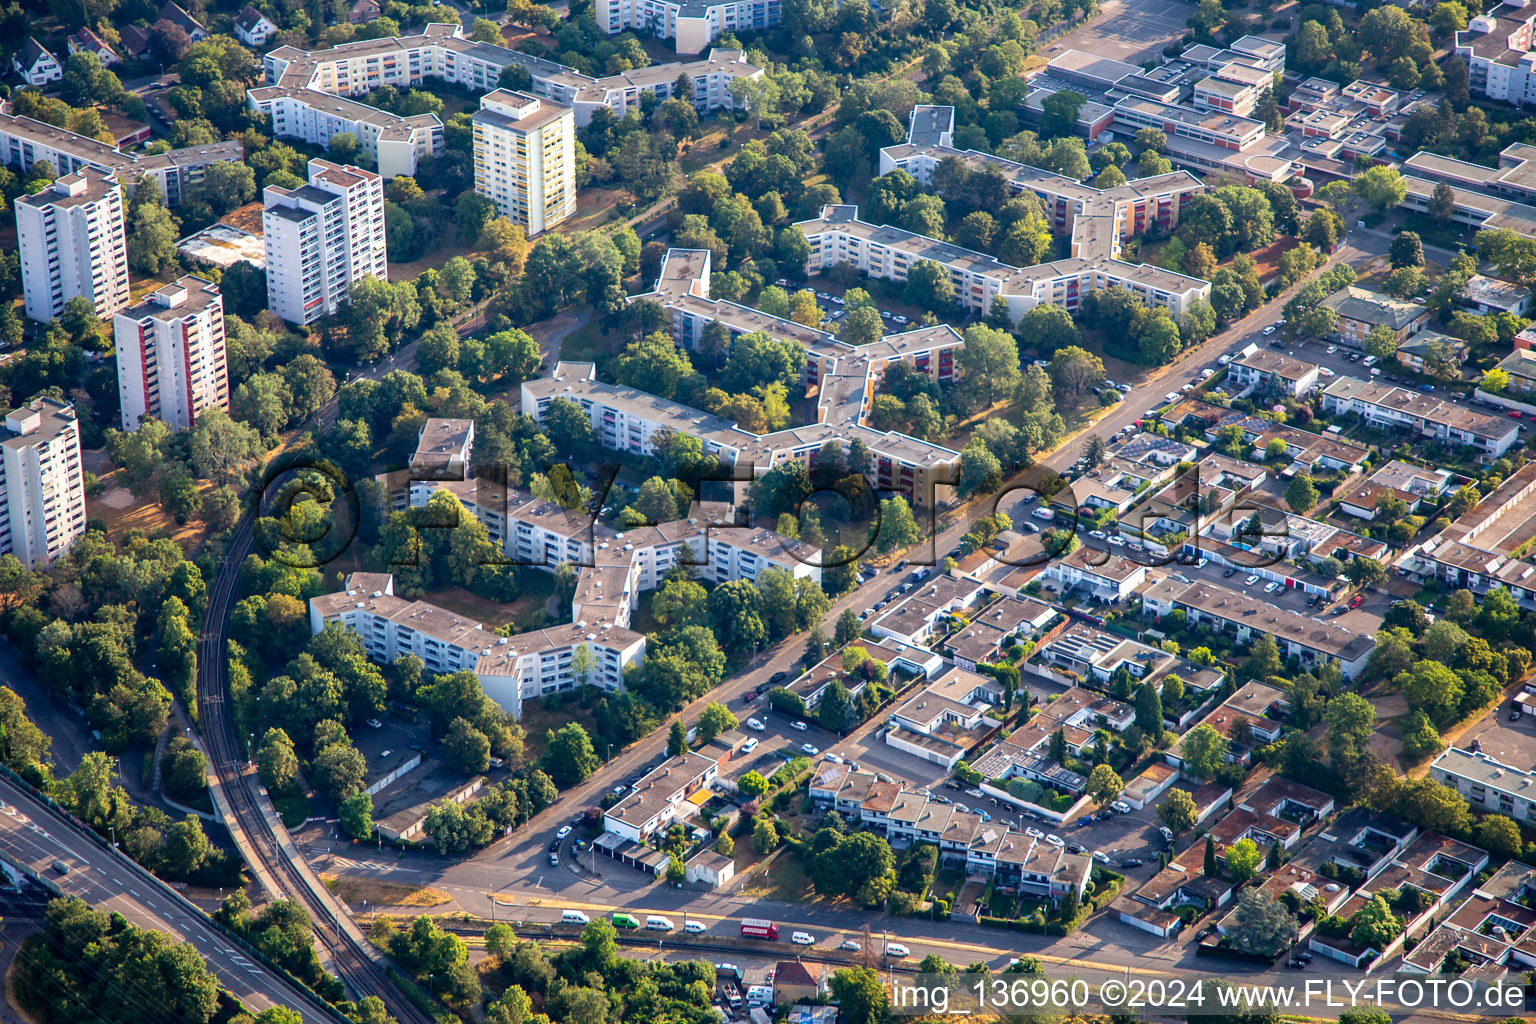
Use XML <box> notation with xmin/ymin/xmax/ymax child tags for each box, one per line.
<box><xmin>1322</xmin><ymin>375</ymin><xmax>1520</xmax><ymax>461</ymax></box>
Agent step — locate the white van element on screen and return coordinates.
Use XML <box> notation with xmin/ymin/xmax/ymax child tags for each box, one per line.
<box><xmin>562</xmin><ymin>910</ymin><xmax>591</xmax><ymax>925</ymax></box>
<box><xmin>791</xmin><ymin>931</ymin><xmax>815</xmax><ymax>945</ymax></box>
<box><xmin>1032</xmin><ymin>506</ymin><xmax>1054</xmax><ymax>521</ymax></box>
<box><xmin>1362</xmin><ymin>355</ymin><xmax>1378</xmax><ymax>367</ymax></box>
<box><xmin>645</xmin><ymin>915</ymin><xmax>675</xmax><ymax>931</ymax></box>
<box><xmin>885</xmin><ymin>943</ymin><xmax>910</xmax><ymax>958</ymax></box>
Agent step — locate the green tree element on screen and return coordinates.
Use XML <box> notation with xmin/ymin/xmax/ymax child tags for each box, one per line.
<box><xmin>340</xmin><ymin>791</ymin><xmax>374</xmax><ymax>840</ymax></box>
<box><xmin>1134</xmin><ymin>680</ymin><xmax>1163</xmax><ymax>737</ymax></box>
<box><xmin>830</xmin><ymin>967</ymin><xmax>889</xmax><ymax>1024</ymax></box>
<box><xmin>256</xmin><ymin>728</ymin><xmax>298</xmax><ymax>793</ymax></box>
<box><xmin>1225</xmin><ymin>837</ymin><xmax>1262</xmax><ymax>881</ymax></box>
<box><xmin>1350</xmin><ymin>895</ymin><xmax>1403</xmax><ymax>949</ymax></box>
<box><xmin>696</xmin><ymin>702</ymin><xmax>738</xmax><ymax>743</ymax></box>
<box><xmin>1086</xmin><ymin>764</ymin><xmax>1123</xmax><ymax>805</ymax></box>
<box><xmin>542</xmin><ymin>723</ymin><xmax>600</xmax><ymax>787</ymax></box>
<box><xmin>667</xmin><ymin>719</ymin><xmax>688</xmax><ymax>756</ymax></box>
<box><xmin>752</xmin><ymin>816</ymin><xmax>779</xmax><ymax>853</ymax></box>
<box><xmin>1158</xmin><ymin>788</ymin><xmax>1198</xmax><ymax>832</ymax></box>
<box><xmin>444</xmin><ymin>716</ymin><xmax>492</xmax><ymax>774</ymax></box>
<box><xmin>1180</xmin><ymin>724</ymin><xmax>1229</xmax><ymax>781</ymax></box>
<box><xmin>1285</xmin><ymin>475</ymin><xmax>1320</xmax><ymax>513</ymax></box>
<box><xmin>738</xmin><ymin>770</ymin><xmax>768</xmax><ymax>798</ymax></box>
<box><xmin>1354</xmin><ymin>166</ymin><xmax>1407</xmax><ymax>211</ymax></box>
<box><xmin>314</xmin><ymin>742</ymin><xmax>367</xmax><ymax>800</ymax></box>
<box><xmin>1474</xmin><ymin>814</ymin><xmax>1523</xmax><ymax>857</ymax></box>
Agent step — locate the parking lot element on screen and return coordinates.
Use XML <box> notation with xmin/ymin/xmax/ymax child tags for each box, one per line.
<box><xmin>1038</xmin><ymin>0</ymin><xmax>1198</xmax><ymax>65</ymax></box>
<box><xmin>1457</xmin><ymin>704</ymin><xmax>1536</xmax><ymax>769</ymax></box>
<box><xmin>792</xmin><ymin>280</ymin><xmax>925</xmax><ymax>334</ymax></box>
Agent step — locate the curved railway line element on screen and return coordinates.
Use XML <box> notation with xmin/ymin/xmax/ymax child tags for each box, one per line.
<box><xmin>198</xmin><ymin>511</ymin><xmax>433</xmax><ymax>1024</ymax></box>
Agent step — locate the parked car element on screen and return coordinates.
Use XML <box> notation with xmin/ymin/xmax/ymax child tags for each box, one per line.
<box><xmin>1264</xmin><ymin>581</ymin><xmax>1280</xmax><ymax>593</ymax></box>
<box><xmin>1122</xmin><ymin>857</ymin><xmax>1145</xmax><ymax>867</ymax></box>
<box><xmin>746</xmin><ymin>718</ymin><xmax>766</xmax><ymax>731</ymax></box>
<box><xmin>1349</xmin><ymin>594</ymin><xmax>1365</xmax><ymax>609</ymax></box>
<box><xmin>801</xmin><ymin>743</ymin><xmax>820</xmax><ymax>756</ymax></box>
<box><xmin>791</xmin><ymin>932</ymin><xmax>815</xmax><ymax>946</ymax></box>
<box><xmin>1223</xmin><ymin>566</ymin><xmax>1237</xmax><ymax>577</ymax></box>
<box><xmin>769</xmin><ymin>671</ymin><xmax>788</xmax><ymax>685</ymax></box>
<box><xmin>1092</xmin><ymin>851</ymin><xmax>1110</xmax><ymax>863</ymax></box>
<box><xmin>742</xmin><ymin>737</ymin><xmax>759</xmax><ymax>753</ymax></box>
<box><xmin>1111</xmin><ymin>801</ymin><xmax>1132</xmax><ymax>813</ymax></box>
<box><xmin>792</xmin><ymin>721</ymin><xmax>809</xmax><ymax>731</ymax></box>
<box><xmin>1045</xmin><ymin>834</ymin><xmax>1064</xmax><ymax>847</ymax></box>
<box><xmin>1025</xmin><ymin>826</ymin><xmax>1043</xmax><ymax>838</ymax></box>
<box><xmin>685</xmin><ymin>920</ymin><xmax>707</xmax><ymax>933</ymax></box>
<box><xmin>1261</xmin><ymin>326</ymin><xmax>1276</xmax><ymax>336</ymax></box>
<box><xmin>839</xmin><ymin>939</ymin><xmax>861</xmax><ymax>952</ymax></box>
<box><xmin>1244</xmin><ymin>574</ymin><xmax>1260</xmax><ymax>586</ymax></box>
<box><xmin>556</xmin><ymin>825</ymin><xmax>572</xmax><ymax>839</ymax></box>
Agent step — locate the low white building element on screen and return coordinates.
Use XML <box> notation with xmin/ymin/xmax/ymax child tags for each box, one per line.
<box><xmin>1431</xmin><ymin>746</ymin><xmax>1536</xmax><ymax>826</ymax></box>
<box><xmin>1227</xmin><ymin>346</ymin><xmax>1321</xmax><ymax>397</ymax></box>
<box><xmin>13</xmin><ymin>39</ymin><xmax>60</xmax><ymax>86</ymax></box>
<box><xmin>234</xmin><ymin>4</ymin><xmax>279</xmax><ymax>47</ymax></box>
<box><xmin>603</xmin><ymin>751</ymin><xmax>719</xmax><ymax>842</ymax></box>
<box><xmin>1041</xmin><ymin>546</ymin><xmax>1148</xmax><ymax>601</ymax></box>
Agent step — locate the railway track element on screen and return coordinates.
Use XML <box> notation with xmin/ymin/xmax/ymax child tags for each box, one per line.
<box><xmin>198</xmin><ymin>512</ymin><xmax>434</xmax><ymax>1024</ymax></box>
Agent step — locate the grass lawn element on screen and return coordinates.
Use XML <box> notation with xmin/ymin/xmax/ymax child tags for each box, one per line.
<box><xmin>273</xmin><ymin>792</ymin><xmax>312</xmax><ymax>830</ymax></box>
<box><xmin>519</xmin><ymin>695</ymin><xmax>608</xmax><ymax>763</ymax></box>
<box><xmin>322</xmin><ymin>873</ymin><xmax>452</xmax><ymax>908</ymax></box>
<box><xmin>387</xmin><ymin>220</ymin><xmax>469</xmax><ymax>282</ymax></box>
<box><xmin>426</xmin><ymin>569</ymin><xmax>556</xmax><ymax>631</ymax></box>
<box><xmin>559</xmin><ymin>318</ymin><xmax>621</xmax><ymax>362</ymax></box>
<box><xmin>738</xmin><ymin>848</ymin><xmax>813</xmax><ymax>902</ymax></box>
<box><xmin>88</xmin><ymin>467</ymin><xmax>219</xmax><ymax>554</ymax></box>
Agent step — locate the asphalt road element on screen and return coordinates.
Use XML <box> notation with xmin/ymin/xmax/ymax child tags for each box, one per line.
<box><xmin>0</xmin><ymin>775</ymin><xmax>333</xmax><ymax>1021</ymax></box>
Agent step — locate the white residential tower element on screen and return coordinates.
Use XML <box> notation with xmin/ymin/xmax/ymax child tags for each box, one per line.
<box><xmin>114</xmin><ymin>276</ymin><xmax>229</xmax><ymax>431</ymax></box>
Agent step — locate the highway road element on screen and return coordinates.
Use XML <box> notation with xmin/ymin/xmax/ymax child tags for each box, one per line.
<box><xmin>0</xmin><ymin>774</ymin><xmax>338</xmax><ymax>1021</ymax></box>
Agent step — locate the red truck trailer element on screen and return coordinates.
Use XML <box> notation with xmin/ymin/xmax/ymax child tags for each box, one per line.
<box><xmin>739</xmin><ymin>918</ymin><xmax>778</xmax><ymax>940</ymax></box>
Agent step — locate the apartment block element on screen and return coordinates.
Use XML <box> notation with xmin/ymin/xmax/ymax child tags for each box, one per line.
<box><xmin>596</xmin><ymin>0</ymin><xmax>781</xmax><ymax>55</ymax></box>
<box><xmin>16</xmin><ymin>168</ymin><xmax>130</xmax><ymax>322</ymax></box>
<box><xmin>1140</xmin><ymin>577</ymin><xmax>1375</xmax><ymax>678</ymax></box>
<box><xmin>114</xmin><ymin>277</ymin><xmax>228</xmax><ymax>432</ymax></box>
<box><xmin>308</xmin><ymin>571</ymin><xmax>645</xmax><ymax>720</ymax></box>
<box><xmin>0</xmin><ymin>113</ymin><xmax>241</xmax><ymax>208</ymax></box>
<box><xmin>251</xmin><ymin>24</ymin><xmax>761</xmax><ymax>175</ymax></box>
<box><xmin>1457</xmin><ymin>3</ymin><xmax>1536</xmax><ymax>105</ymax></box>
<box><xmin>1318</xmin><ymin>286</ymin><xmax>1431</xmax><ymax>349</ymax></box>
<box><xmin>472</xmin><ymin>90</ymin><xmax>576</xmax><ymax>236</ymax></box>
<box><xmin>263</xmin><ymin>159</ymin><xmax>388</xmax><ymax>325</ymax></box>
<box><xmin>0</xmin><ymin>397</ymin><xmax>87</xmax><ymax>568</ymax></box>
<box><xmin>1431</xmin><ymin>746</ymin><xmax>1536</xmax><ymax>825</ymax></box>
<box><xmin>1321</xmin><ymin>375</ymin><xmax>1519</xmax><ymax>461</ymax></box>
